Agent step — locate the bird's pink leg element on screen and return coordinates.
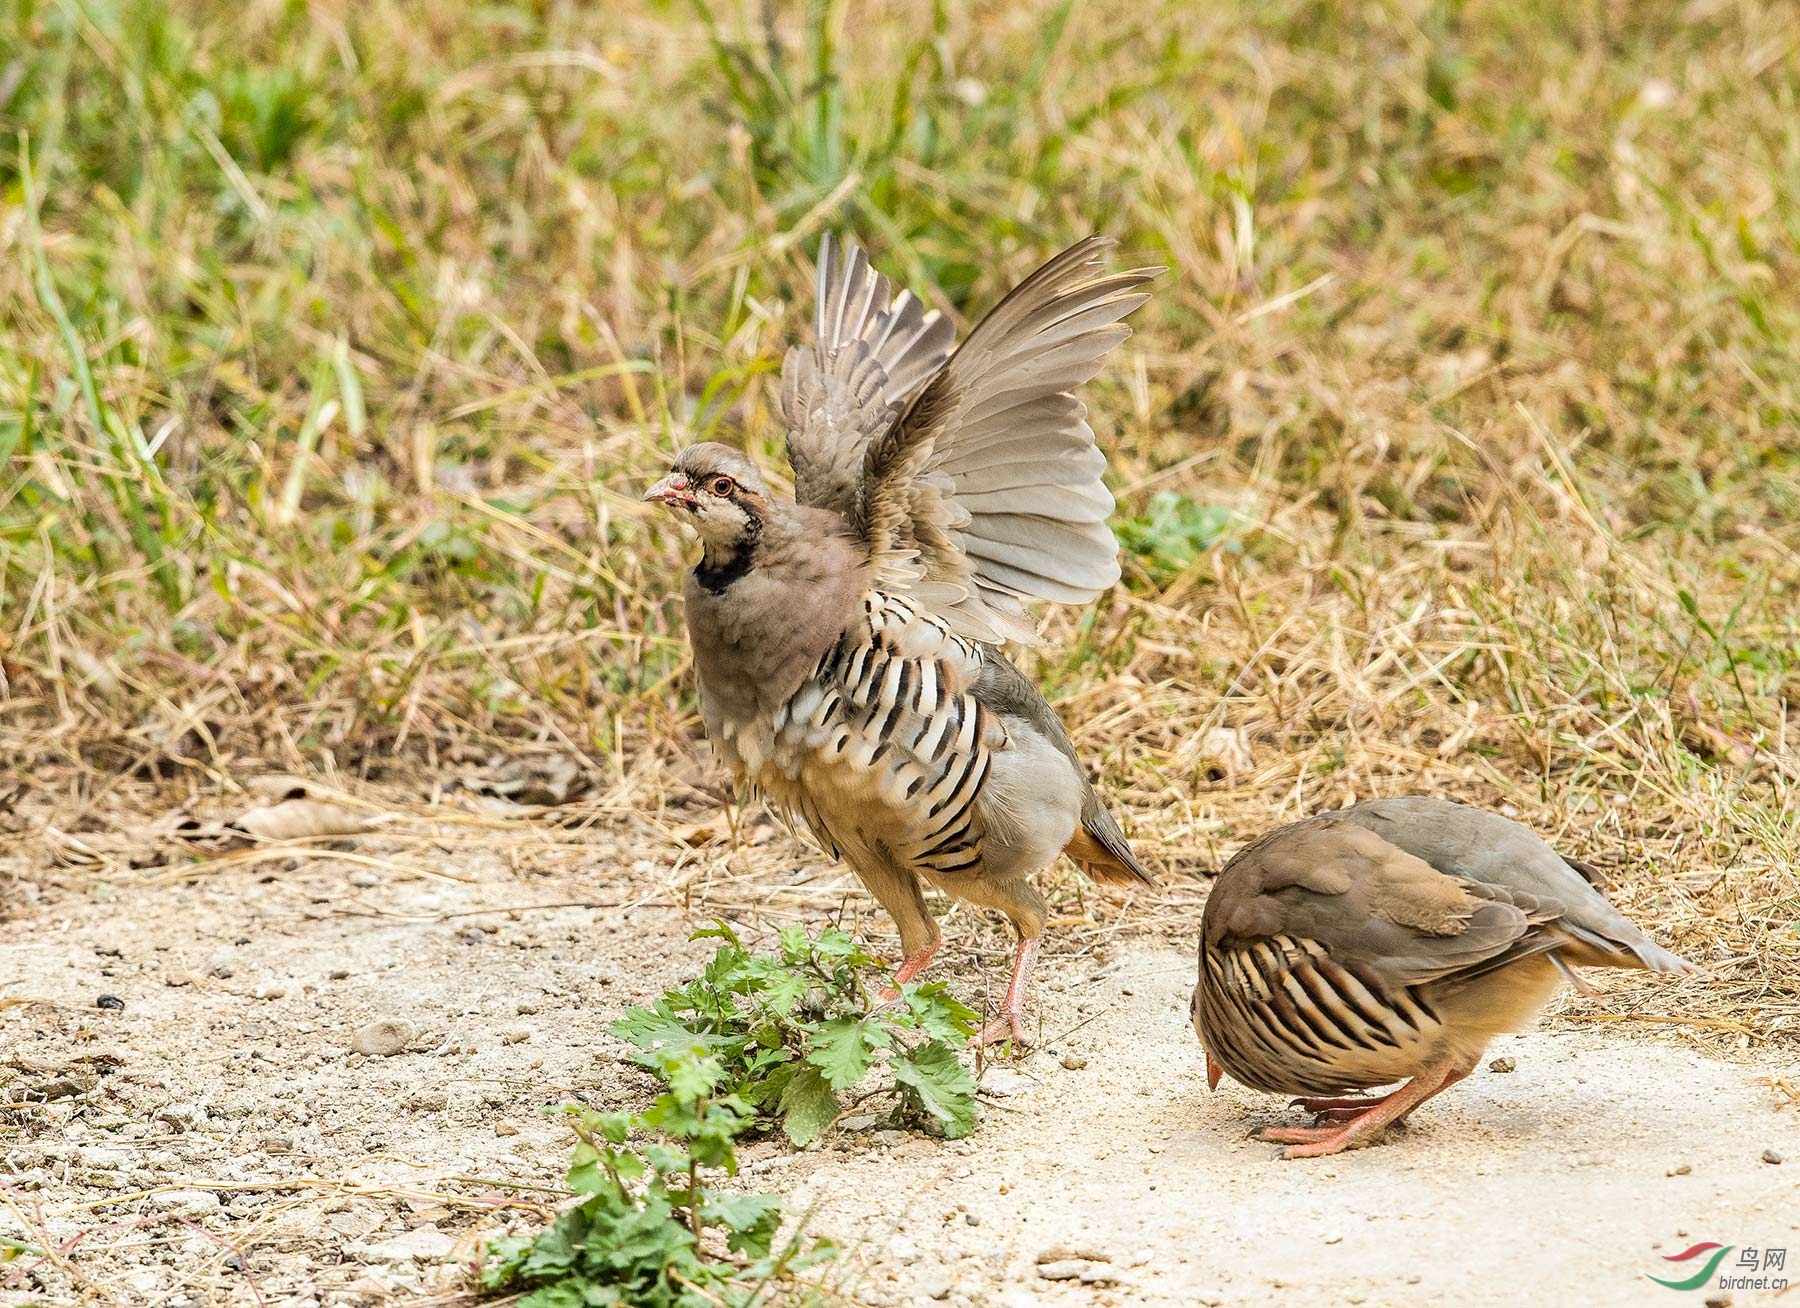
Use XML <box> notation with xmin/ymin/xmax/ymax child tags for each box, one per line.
<box><xmin>973</xmin><ymin>935</ymin><xmax>1040</xmax><ymax>1048</ymax></box>
<box><xmin>1291</xmin><ymin>1090</ymin><xmax>1398</xmax><ymax>1118</ymax></box>
<box><xmin>876</xmin><ymin>937</ymin><xmax>941</xmax><ymax>1002</ymax></box>
<box><xmin>1255</xmin><ymin>1062</ymin><xmax>1469</xmax><ymax>1158</ymax></box>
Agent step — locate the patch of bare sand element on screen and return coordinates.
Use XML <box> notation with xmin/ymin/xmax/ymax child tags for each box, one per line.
<box><xmin>1</xmin><ymin>851</ymin><xmax>1793</xmax><ymax>1307</ymax></box>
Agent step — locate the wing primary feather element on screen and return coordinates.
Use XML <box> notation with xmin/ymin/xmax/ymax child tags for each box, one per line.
<box><xmin>789</xmin><ymin>234</ymin><xmax>1158</xmax><ymax>642</ymax></box>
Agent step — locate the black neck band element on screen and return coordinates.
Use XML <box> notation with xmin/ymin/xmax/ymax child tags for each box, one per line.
<box><xmin>694</xmin><ymin>510</ymin><xmax>762</xmax><ymax>594</ymax></box>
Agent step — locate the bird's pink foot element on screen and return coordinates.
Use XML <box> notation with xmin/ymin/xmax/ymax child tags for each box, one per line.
<box><xmin>1290</xmin><ymin>1092</ymin><xmax>1394</xmax><ymax>1113</ymax></box>
<box><xmin>1252</xmin><ymin>1123</ymin><xmax>1347</xmax><ymax>1146</ymax></box>
<box><xmin>970</xmin><ymin>935</ymin><xmax>1040</xmax><ymax>1050</ymax></box>
<box><xmin>878</xmin><ymin>938</ymin><xmax>942</xmax><ymax>1002</ymax></box>
<box><xmin>973</xmin><ymin>1009</ymin><xmax>1029</xmax><ymax>1048</ymax></box>
<box><xmin>1288</xmin><ymin>1092</ymin><xmax>1397</xmax><ymax>1126</ymax></box>
<box><xmin>1258</xmin><ymin>1061</ymin><xmax>1470</xmax><ymax>1160</ymax></box>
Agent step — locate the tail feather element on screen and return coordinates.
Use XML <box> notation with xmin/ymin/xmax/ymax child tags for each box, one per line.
<box><xmin>1066</xmin><ymin>805</ymin><xmax>1153</xmax><ymax>886</ymax></box>
<box><xmin>1628</xmin><ymin>938</ymin><xmax>1707</xmax><ymax>976</ymax></box>
<box><xmin>1557</xmin><ymin>928</ymin><xmax>1706</xmax><ymax>978</ymax></box>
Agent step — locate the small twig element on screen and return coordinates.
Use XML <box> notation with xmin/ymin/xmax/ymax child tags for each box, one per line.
<box><xmin>1558</xmin><ymin>1012</ymin><xmax>1759</xmax><ymax>1038</ymax></box>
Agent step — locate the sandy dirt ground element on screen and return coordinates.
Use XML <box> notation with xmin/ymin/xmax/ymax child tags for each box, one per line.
<box><xmin>3</xmin><ymin>836</ymin><xmax>1796</xmax><ymax>1308</ymax></box>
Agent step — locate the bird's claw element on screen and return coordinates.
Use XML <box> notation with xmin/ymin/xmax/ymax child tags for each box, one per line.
<box><xmin>972</xmin><ymin>1011</ymin><xmax>1029</xmax><ymax>1049</ymax></box>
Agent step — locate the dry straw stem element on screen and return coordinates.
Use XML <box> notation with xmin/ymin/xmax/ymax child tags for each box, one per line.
<box><xmin>1</xmin><ymin>0</ymin><xmax>1797</xmax><ymax>1055</ymax></box>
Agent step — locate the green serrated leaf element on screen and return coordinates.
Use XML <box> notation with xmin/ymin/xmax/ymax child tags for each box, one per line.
<box><xmin>808</xmin><ymin>927</ymin><xmax>861</xmax><ymax>959</ymax></box>
<box><xmin>564</xmin><ymin>1139</ymin><xmax>604</xmax><ymax>1194</ymax></box>
<box><xmin>892</xmin><ymin>1040</ymin><xmax>977</xmax><ymax>1139</ymax></box>
<box><xmin>760</xmin><ymin>969</ymin><xmax>810</xmax><ymax>1016</ymax></box>
<box><xmin>745</xmin><ymin>1060</ymin><xmax>796</xmax><ymax>1108</ymax></box>
<box><xmin>702</xmin><ymin>1192</ymin><xmax>784</xmax><ymax>1258</ymax></box>
<box><xmin>805</xmin><ymin>1016</ymin><xmax>874</xmax><ymax>1090</ymax></box>
<box><xmin>899</xmin><ymin>982</ymin><xmax>979</xmax><ymax>1040</ymax></box>
<box><xmin>690</xmin><ymin>918</ymin><xmax>743</xmax><ymax>947</ymax></box>
<box><xmin>777</xmin><ymin>1063</ymin><xmax>841</xmax><ymax>1146</ymax></box>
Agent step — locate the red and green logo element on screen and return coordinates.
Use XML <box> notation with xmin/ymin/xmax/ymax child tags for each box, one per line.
<box><xmin>1648</xmin><ymin>1243</ymin><xmax>1734</xmax><ymax>1291</ymax></box>
<box><xmin>1649</xmin><ymin>1241</ymin><xmax>1789</xmax><ymax>1292</ymax></box>
<box><xmin>1648</xmin><ymin>1245</ymin><xmax>1735</xmax><ymax>1288</ymax></box>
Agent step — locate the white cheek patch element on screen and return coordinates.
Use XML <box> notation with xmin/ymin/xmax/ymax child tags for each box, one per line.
<box><xmin>693</xmin><ymin>496</ymin><xmax>754</xmax><ymax>545</ymax></box>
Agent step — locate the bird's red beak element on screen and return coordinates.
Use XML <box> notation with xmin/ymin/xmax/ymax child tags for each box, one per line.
<box><xmin>643</xmin><ymin>473</ymin><xmax>694</xmax><ymax>509</ymax></box>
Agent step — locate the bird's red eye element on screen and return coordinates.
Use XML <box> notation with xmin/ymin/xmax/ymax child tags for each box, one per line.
<box><xmin>708</xmin><ymin>476</ymin><xmax>734</xmax><ymax>496</ymax></box>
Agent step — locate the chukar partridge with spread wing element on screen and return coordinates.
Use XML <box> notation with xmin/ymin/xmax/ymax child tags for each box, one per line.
<box><xmin>645</xmin><ymin>236</ymin><xmax>1159</xmax><ymax>1044</ymax></box>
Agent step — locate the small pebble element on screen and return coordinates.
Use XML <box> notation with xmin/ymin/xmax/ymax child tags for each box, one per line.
<box><xmin>494</xmin><ymin>1123</ymin><xmax>519</xmax><ymax>1137</ymax></box>
<box><xmin>1060</xmin><ymin>1053</ymin><xmax>1088</xmax><ymax>1071</ymax></box>
<box><xmin>349</xmin><ymin>1019</ymin><xmax>415</xmax><ymax>1057</ymax></box>
<box><xmin>1037</xmin><ymin>1247</ymin><xmax>1111</xmax><ymax>1265</ymax></box>
<box><xmin>95</xmin><ymin>994</ymin><xmax>125</xmax><ymax>1011</ymax></box>
<box><xmin>500</xmin><ymin>1027</ymin><xmax>531</xmax><ymax>1045</ymax></box>
<box><xmin>253</xmin><ymin>983</ymin><xmax>287</xmax><ymax>1000</ymax></box>
<box><xmin>1667</xmin><ymin>1163</ymin><xmax>1692</xmax><ymax>1176</ymax></box>
<box><xmin>354</xmin><ymin>1227</ymin><xmax>457</xmax><ymax>1264</ymax></box>
<box><xmin>1763</xmin><ymin>1148</ymin><xmax>1784</xmax><ymax>1165</ymax></box>
<box><xmin>977</xmin><ymin>1067</ymin><xmax>1029</xmax><ymax>1098</ymax></box>
<box><xmin>1706</xmin><ymin>1295</ymin><xmax>1733</xmax><ymax>1308</ymax></box>
<box><xmin>1488</xmin><ymin>1057</ymin><xmax>1516</xmax><ymax>1073</ymax></box>
<box><xmin>150</xmin><ymin>1188</ymin><xmax>221</xmax><ymax>1216</ymax></box>
<box><xmin>156</xmin><ymin>1103</ymin><xmax>209</xmax><ymax>1131</ymax></box>
<box><xmin>328</xmin><ymin>968</ymin><xmax>351</xmax><ymax>981</ymax></box>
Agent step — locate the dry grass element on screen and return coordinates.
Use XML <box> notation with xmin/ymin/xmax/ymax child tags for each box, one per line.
<box><xmin>2</xmin><ymin>0</ymin><xmax>1798</xmax><ymax>1058</ymax></box>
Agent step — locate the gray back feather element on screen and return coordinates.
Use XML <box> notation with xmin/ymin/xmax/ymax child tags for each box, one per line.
<box><xmin>1329</xmin><ymin>796</ymin><xmax>1699</xmax><ymax>974</ymax></box>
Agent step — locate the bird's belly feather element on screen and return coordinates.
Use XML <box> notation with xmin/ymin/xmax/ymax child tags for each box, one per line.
<box><xmin>709</xmin><ymin>590</ymin><xmax>1001</xmax><ymax>879</ymax></box>
<box><xmin>1197</xmin><ymin>936</ymin><xmax>1454</xmax><ymax>1095</ymax></box>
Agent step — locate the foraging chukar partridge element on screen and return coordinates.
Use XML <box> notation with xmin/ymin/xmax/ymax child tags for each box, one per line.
<box><xmin>645</xmin><ymin>236</ymin><xmax>1156</xmax><ymax>1045</ymax></box>
<box><xmin>1193</xmin><ymin>796</ymin><xmax>1701</xmax><ymax>1157</ymax></box>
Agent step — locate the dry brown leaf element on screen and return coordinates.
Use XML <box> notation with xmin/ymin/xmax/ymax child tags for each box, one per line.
<box><xmin>670</xmin><ymin>820</ymin><xmax>720</xmax><ymax>847</ymax></box>
<box><xmin>229</xmin><ymin>799</ymin><xmax>374</xmax><ymax>843</ymax></box>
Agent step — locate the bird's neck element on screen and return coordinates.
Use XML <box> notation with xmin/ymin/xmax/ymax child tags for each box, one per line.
<box><xmin>694</xmin><ymin>514</ymin><xmax>765</xmax><ymax>595</ymax></box>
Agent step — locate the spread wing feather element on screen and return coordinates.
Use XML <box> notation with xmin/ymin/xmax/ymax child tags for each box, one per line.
<box><xmin>781</xmin><ymin>234</ymin><xmax>1159</xmax><ymax>644</ymax></box>
<box><xmin>781</xmin><ymin>234</ymin><xmax>955</xmax><ymax>520</ymax></box>
<box><xmin>858</xmin><ymin>237</ymin><xmax>1159</xmax><ymax>642</ymax></box>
